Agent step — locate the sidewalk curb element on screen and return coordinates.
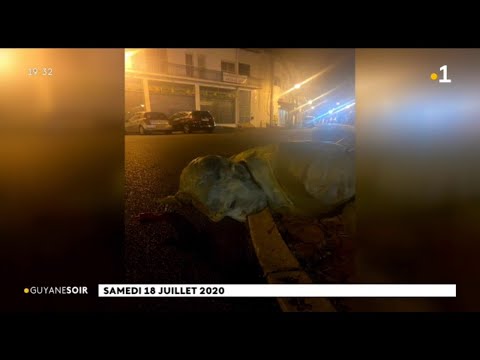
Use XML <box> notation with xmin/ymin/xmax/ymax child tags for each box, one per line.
<box><xmin>247</xmin><ymin>208</ymin><xmax>336</xmax><ymax>312</ymax></box>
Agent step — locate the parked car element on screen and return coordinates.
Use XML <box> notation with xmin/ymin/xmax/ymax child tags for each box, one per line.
<box><xmin>125</xmin><ymin>111</ymin><xmax>172</xmax><ymax>135</ymax></box>
<box><xmin>169</xmin><ymin>111</ymin><xmax>216</xmax><ymax>134</ymax></box>
<box><xmin>303</xmin><ymin>115</ymin><xmax>316</xmax><ymax>128</ymax></box>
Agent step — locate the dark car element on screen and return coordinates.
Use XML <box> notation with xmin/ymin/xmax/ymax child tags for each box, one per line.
<box><xmin>125</xmin><ymin>111</ymin><xmax>173</xmax><ymax>135</ymax></box>
<box><xmin>169</xmin><ymin>111</ymin><xmax>216</xmax><ymax>134</ymax></box>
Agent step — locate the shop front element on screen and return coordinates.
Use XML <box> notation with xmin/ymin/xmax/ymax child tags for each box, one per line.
<box><xmin>200</xmin><ymin>86</ymin><xmax>236</xmax><ymax>124</ymax></box>
<box><xmin>148</xmin><ymin>81</ymin><xmax>195</xmax><ymax>116</ymax></box>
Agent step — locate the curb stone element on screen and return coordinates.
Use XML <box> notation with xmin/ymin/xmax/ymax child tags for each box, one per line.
<box><xmin>247</xmin><ymin>208</ymin><xmax>336</xmax><ymax>312</ymax></box>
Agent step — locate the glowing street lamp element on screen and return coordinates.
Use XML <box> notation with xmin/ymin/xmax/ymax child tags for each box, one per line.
<box><xmin>278</xmin><ymin>64</ymin><xmax>334</xmax><ymax>99</ymax></box>
<box><xmin>292</xmin><ymin>86</ymin><xmax>339</xmax><ymax>113</ymax></box>
<box><xmin>125</xmin><ymin>49</ymin><xmax>141</xmax><ymax>70</ymax></box>
<box><xmin>125</xmin><ymin>52</ymin><xmax>134</xmax><ymax>69</ymax></box>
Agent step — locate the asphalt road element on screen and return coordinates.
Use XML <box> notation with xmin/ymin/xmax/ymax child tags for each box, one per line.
<box><xmin>125</xmin><ymin>128</ymin><xmax>308</xmax><ymax>312</ymax></box>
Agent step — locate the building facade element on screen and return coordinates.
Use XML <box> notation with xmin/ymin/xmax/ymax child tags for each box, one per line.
<box><xmin>125</xmin><ymin>48</ymin><xmax>304</xmax><ymax>127</ymax></box>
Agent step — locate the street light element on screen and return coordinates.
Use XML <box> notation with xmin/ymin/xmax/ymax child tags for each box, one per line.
<box><xmin>308</xmin><ymin>100</ymin><xmax>313</xmax><ymax>105</ymax></box>
<box><xmin>292</xmin><ymin>86</ymin><xmax>339</xmax><ymax>113</ymax></box>
<box><xmin>125</xmin><ymin>51</ymin><xmax>134</xmax><ymax>69</ymax></box>
<box><xmin>278</xmin><ymin>64</ymin><xmax>334</xmax><ymax>99</ymax></box>
<box><xmin>125</xmin><ymin>49</ymin><xmax>141</xmax><ymax>70</ymax></box>
<box><xmin>311</xmin><ymin>106</ymin><xmax>315</xmax><ymax>110</ymax></box>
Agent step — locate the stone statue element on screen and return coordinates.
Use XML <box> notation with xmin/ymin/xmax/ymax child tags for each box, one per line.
<box><xmin>177</xmin><ymin>141</ymin><xmax>354</xmax><ymax>222</ymax></box>
<box><xmin>136</xmin><ymin>124</ymin><xmax>354</xmax><ymax>226</ymax></box>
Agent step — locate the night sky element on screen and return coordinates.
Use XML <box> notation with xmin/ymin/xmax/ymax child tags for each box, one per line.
<box><xmin>271</xmin><ymin>48</ymin><xmax>355</xmax><ymax>107</ymax></box>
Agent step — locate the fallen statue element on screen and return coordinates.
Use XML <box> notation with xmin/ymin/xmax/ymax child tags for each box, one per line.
<box><xmin>137</xmin><ymin>124</ymin><xmax>355</xmax><ymax>225</ymax></box>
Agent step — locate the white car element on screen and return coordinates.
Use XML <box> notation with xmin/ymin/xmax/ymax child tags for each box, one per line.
<box><xmin>125</xmin><ymin>111</ymin><xmax>173</xmax><ymax>135</ymax></box>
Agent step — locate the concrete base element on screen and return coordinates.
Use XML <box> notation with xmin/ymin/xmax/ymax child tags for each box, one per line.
<box><xmin>247</xmin><ymin>208</ymin><xmax>336</xmax><ymax>312</ymax></box>
<box><xmin>216</xmin><ymin>123</ymin><xmax>238</xmax><ymax>128</ymax></box>
<box><xmin>248</xmin><ymin>209</ymin><xmax>300</xmax><ymax>275</ymax></box>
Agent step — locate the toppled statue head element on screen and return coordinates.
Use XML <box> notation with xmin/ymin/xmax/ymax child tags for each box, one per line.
<box><xmin>176</xmin><ymin>141</ymin><xmax>354</xmax><ymax>223</ymax></box>
<box><xmin>142</xmin><ymin>125</ymin><xmax>355</xmax><ymax>226</ymax></box>
<box><xmin>178</xmin><ymin>155</ymin><xmax>268</xmax><ymax>222</ymax></box>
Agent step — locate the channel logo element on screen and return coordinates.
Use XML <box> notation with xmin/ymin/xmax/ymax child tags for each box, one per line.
<box><xmin>24</xmin><ymin>287</ymin><xmax>88</xmax><ymax>295</ymax></box>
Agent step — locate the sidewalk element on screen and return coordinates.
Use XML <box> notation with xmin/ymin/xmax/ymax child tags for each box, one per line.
<box><xmin>247</xmin><ymin>201</ymin><xmax>355</xmax><ymax>312</ymax></box>
<box><xmin>215</xmin><ymin>124</ymin><xmax>355</xmax><ymax>146</ymax></box>
<box><xmin>215</xmin><ymin>125</ymin><xmax>316</xmax><ymax>140</ymax></box>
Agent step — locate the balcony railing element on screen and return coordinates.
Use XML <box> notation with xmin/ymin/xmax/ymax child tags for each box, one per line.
<box><xmin>128</xmin><ymin>61</ymin><xmax>263</xmax><ymax>88</ymax></box>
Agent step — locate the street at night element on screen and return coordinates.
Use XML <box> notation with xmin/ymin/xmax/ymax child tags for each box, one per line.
<box><xmin>122</xmin><ymin>48</ymin><xmax>357</xmax><ymax>312</ymax></box>
<box><xmin>125</xmin><ymin>128</ymin><xmax>315</xmax><ymax>311</ymax></box>
<box><xmin>3</xmin><ymin>48</ymin><xmax>477</xmax><ymax>314</ymax></box>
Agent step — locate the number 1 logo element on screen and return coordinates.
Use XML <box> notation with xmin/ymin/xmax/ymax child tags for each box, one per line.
<box><xmin>439</xmin><ymin>65</ymin><xmax>452</xmax><ymax>83</ymax></box>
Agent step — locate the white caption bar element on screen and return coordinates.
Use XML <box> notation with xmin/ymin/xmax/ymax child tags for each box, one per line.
<box><xmin>98</xmin><ymin>284</ymin><xmax>456</xmax><ymax>297</ymax></box>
